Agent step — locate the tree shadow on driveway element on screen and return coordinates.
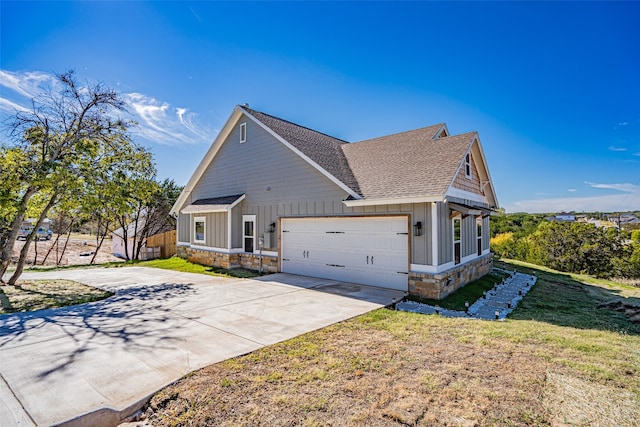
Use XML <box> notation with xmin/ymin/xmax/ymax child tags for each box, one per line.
<box><xmin>0</xmin><ymin>282</ymin><xmax>198</xmax><ymax>378</ymax></box>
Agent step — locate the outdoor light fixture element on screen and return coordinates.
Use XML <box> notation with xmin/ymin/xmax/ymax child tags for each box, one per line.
<box><xmin>268</xmin><ymin>222</ymin><xmax>276</xmax><ymax>233</ymax></box>
<box><xmin>465</xmin><ymin>301</ymin><xmax>470</xmax><ymax>311</ymax></box>
<box><xmin>483</xmin><ymin>291</ymin><xmax>487</xmax><ymax>299</ymax></box>
<box><xmin>413</xmin><ymin>221</ymin><xmax>422</xmax><ymax>236</ymax></box>
<box><xmin>495</xmin><ymin>310</ymin><xmax>499</xmax><ymax>320</ymax></box>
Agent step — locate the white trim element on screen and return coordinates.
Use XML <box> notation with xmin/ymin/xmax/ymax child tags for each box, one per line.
<box><xmin>411</xmin><ymin>251</ymin><xmax>489</xmax><ymax>275</ymax></box>
<box><xmin>189</xmin><ymin>245</ymin><xmax>244</xmax><ymax>254</ymax></box>
<box><xmin>261</xmin><ymin>250</ymin><xmax>278</xmax><ymax>257</ymax></box>
<box><xmin>433</xmin><ymin>123</ymin><xmax>449</xmax><ymax>139</ymax></box>
<box><xmin>464</xmin><ymin>153</ymin><xmax>472</xmax><ymax>178</ymax></box>
<box><xmin>193</xmin><ymin>216</ymin><xmax>206</xmax><ymax>244</ymax></box>
<box><xmin>227</xmin><ymin>206</ymin><xmax>233</xmax><ymax>250</ymax></box>
<box><xmin>482</xmin><ymin>248</ymin><xmax>491</xmax><ymax>256</ymax></box>
<box><xmin>452</xmin><ymin>214</ymin><xmax>461</xmax><ymax>265</ymax></box>
<box><xmin>240</xmin><ymin>107</ymin><xmax>362</xmax><ymax>200</ymax></box>
<box><xmin>177</xmin><ymin>241</ymin><xmax>190</xmax><ymax>246</ymax></box>
<box><xmin>180</xmin><ymin>194</ymin><xmax>246</xmax><ymax>215</ymax></box>
<box><xmin>461</xmin><ymin>253</ymin><xmax>477</xmax><ymax>264</ymax></box>
<box><xmin>239</xmin><ymin>122</ymin><xmax>246</xmax><ymax>143</ymax></box>
<box><xmin>445</xmin><ymin>187</ymin><xmax>488</xmax><ymax>204</ymax></box>
<box><xmin>242</xmin><ymin>214</ymin><xmax>256</xmax><ymax>253</ymax></box>
<box><xmin>431</xmin><ymin>202</ymin><xmax>438</xmax><ymax>267</ymax></box>
<box><xmin>411</xmin><ymin>262</ymin><xmax>455</xmax><ymax>274</ymax></box>
<box><xmin>449</xmin><ymin>202</ymin><xmax>482</xmax><ymax>216</ymax></box>
<box><xmin>343</xmin><ymin>195</ymin><xmax>443</xmax><ymax>207</ymax></box>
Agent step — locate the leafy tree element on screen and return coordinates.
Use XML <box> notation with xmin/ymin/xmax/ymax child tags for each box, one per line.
<box><xmin>0</xmin><ymin>70</ymin><xmax>154</xmax><ymax>284</ymax></box>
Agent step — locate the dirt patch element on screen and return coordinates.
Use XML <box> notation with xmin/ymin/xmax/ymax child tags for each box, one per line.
<box><xmin>143</xmin><ymin>317</ymin><xmax>552</xmax><ymax>426</ymax></box>
<box><xmin>544</xmin><ymin>372</ymin><xmax>640</xmax><ymax>427</ymax></box>
<box><xmin>10</xmin><ymin>236</ymin><xmax>123</xmax><ymax>267</ymax></box>
<box><xmin>599</xmin><ymin>301</ymin><xmax>640</xmax><ymax>323</ymax></box>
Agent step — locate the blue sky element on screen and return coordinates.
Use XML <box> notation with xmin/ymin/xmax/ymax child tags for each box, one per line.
<box><xmin>1</xmin><ymin>1</ymin><xmax>639</xmax><ymax>213</ymax></box>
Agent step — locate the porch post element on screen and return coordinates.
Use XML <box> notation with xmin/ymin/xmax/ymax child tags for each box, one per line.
<box><xmin>431</xmin><ymin>202</ymin><xmax>439</xmax><ymax>267</ymax></box>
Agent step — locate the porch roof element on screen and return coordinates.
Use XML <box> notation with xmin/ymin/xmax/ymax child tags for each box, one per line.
<box><xmin>181</xmin><ymin>194</ymin><xmax>245</xmax><ymax>214</ymax></box>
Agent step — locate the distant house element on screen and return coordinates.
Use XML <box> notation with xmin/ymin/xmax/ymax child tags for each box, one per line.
<box><xmin>170</xmin><ymin>105</ymin><xmax>499</xmax><ymax>299</ymax></box>
<box><xmin>547</xmin><ymin>212</ymin><xmax>575</xmax><ymax>222</ymax></box>
<box><xmin>111</xmin><ymin>215</ymin><xmax>172</xmax><ymax>260</ymax></box>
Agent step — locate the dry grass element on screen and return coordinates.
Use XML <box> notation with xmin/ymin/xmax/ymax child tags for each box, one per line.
<box><xmin>141</xmin><ymin>260</ymin><xmax>640</xmax><ymax>426</ymax></box>
<box><xmin>0</xmin><ymin>279</ymin><xmax>113</xmax><ymax>314</ymax></box>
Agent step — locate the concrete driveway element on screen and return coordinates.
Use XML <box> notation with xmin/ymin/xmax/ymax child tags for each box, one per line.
<box><xmin>0</xmin><ymin>267</ymin><xmax>404</xmax><ymax>427</ymax></box>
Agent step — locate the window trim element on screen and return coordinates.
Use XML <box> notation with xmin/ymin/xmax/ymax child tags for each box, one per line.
<box><xmin>452</xmin><ymin>215</ymin><xmax>461</xmax><ymax>265</ymax></box>
<box><xmin>194</xmin><ymin>216</ymin><xmax>206</xmax><ymax>244</ymax></box>
<box><xmin>464</xmin><ymin>153</ymin><xmax>471</xmax><ymax>179</ymax></box>
<box><xmin>239</xmin><ymin>122</ymin><xmax>247</xmax><ymax>143</ymax></box>
<box><xmin>242</xmin><ymin>214</ymin><xmax>256</xmax><ymax>253</ymax></box>
<box><xmin>476</xmin><ymin>216</ymin><xmax>482</xmax><ymax>256</ymax></box>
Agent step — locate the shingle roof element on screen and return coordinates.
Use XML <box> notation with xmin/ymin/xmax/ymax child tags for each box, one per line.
<box><xmin>191</xmin><ymin>195</ymin><xmax>245</xmax><ymax>205</ymax></box>
<box><xmin>241</xmin><ymin>106</ymin><xmax>476</xmax><ymax>201</ymax></box>
<box><xmin>342</xmin><ymin>128</ymin><xmax>476</xmax><ymax>199</ymax></box>
<box><xmin>241</xmin><ymin>106</ymin><xmax>361</xmax><ymax>195</ymax></box>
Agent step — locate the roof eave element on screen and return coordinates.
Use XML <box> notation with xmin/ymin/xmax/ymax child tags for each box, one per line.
<box><xmin>343</xmin><ymin>195</ymin><xmax>444</xmax><ymax>207</ymax></box>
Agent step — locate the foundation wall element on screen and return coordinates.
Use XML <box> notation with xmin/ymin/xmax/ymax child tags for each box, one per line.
<box><xmin>409</xmin><ymin>254</ymin><xmax>493</xmax><ymax>300</ymax></box>
<box><xmin>177</xmin><ymin>246</ymin><xmax>278</xmax><ymax>273</ymax></box>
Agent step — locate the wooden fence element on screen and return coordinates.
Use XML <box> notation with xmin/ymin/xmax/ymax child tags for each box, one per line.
<box><xmin>146</xmin><ymin>230</ymin><xmax>177</xmax><ymax>258</ymax></box>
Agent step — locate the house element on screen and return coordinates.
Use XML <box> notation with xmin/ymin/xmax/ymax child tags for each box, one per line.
<box><xmin>170</xmin><ymin>105</ymin><xmax>499</xmax><ymax>299</ymax></box>
<box><xmin>112</xmin><ymin>214</ymin><xmax>172</xmax><ymax>260</ymax></box>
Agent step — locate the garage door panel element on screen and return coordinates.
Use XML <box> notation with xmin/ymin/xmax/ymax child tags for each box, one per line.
<box><xmin>281</xmin><ymin>217</ymin><xmax>409</xmax><ymax>291</ymax></box>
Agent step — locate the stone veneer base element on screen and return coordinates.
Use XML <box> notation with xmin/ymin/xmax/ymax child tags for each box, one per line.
<box><xmin>177</xmin><ymin>246</ymin><xmax>278</xmax><ymax>273</ymax></box>
<box><xmin>408</xmin><ymin>254</ymin><xmax>493</xmax><ymax>300</ymax></box>
<box><xmin>178</xmin><ymin>245</ymin><xmax>492</xmax><ymax>299</ymax></box>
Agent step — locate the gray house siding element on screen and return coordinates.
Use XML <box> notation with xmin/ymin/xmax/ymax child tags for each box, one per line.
<box><xmin>461</xmin><ymin>214</ymin><xmax>476</xmax><ymax>258</ymax></box>
<box><xmin>177</xmin><ymin>213</ymin><xmax>190</xmax><ymax>242</ymax></box>
<box><xmin>482</xmin><ymin>215</ymin><xmax>490</xmax><ymax>251</ymax></box>
<box><xmin>206</xmin><ymin>212</ymin><xmax>227</xmax><ymax>248</ymax></box>
<box><xmin>191</xmin><ymin>117</ymin><xmax>349</xmax><ymax>206</ymax></box>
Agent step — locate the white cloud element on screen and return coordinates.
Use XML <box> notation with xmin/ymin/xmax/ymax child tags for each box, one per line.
<box><xmin>634</xmin><ymin>152</ymin><xmax>640</xmax><ymax>157</ymax></box>
<box><xmin>0</xmin><ymin>96</ymin><xmax>30</xmax><ymax>113</ymax></box>
<box><xmin>568</xmin><ymin>189</ymin><xmax>577</xmax><ymax>192</ymax></box>
<box><xmin>0</xmin><ymin>69</ymin><xmax>213</xmax><ymax>146</ymax></box>
<box><xmin>506</xmin><ymin>182</ymin><xmax>640</xmax><ymax>213</ymax></box>
<box><xmin>618</xmin><ymin>121</ymin><xmax>628</xmax><ymax>126</ymax></box>
<box><xmin>585</xmin><ymin>181</ymin><xmax>638</xmax><ymax>193</ymax></box>
<box><xmin>123</xmin><ymin>93</ymin><xmax>212</xmax><ymax>145</ymax></box>
<box><xmin>608</xmin><ymin>146</ymin><xmax>627</xmax><ymax>152</ymax></box>
<box><xmin>0</xmin><ymin>70</ymin><xmax>56</xmax><ymax>98</ymax></box>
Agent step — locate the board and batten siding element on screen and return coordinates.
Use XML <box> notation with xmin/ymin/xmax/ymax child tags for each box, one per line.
<box><xmin>482</xmin><ymin>215</ymin><xmax>490</xmax><ymax>251</ymax></box>
<box><xmin>188</xmin><ymin>212</ymin><xmax>227</xmax><ymax>248</ymax></box>
<box><xmin>177</xmin><ymin>213</ymin><xmax>190</xmax><ymax>242</ymax></box>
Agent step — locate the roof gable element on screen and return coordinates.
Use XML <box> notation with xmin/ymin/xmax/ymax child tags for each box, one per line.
<box><xmin>242</xmin><ymin>107</ymin><xmax>361</xmax><ymax>195</ymax></box>
<box><xmin>171</xmin><ymin>105</ymin><xmax>499</xmax><ymax>214</ymax></box>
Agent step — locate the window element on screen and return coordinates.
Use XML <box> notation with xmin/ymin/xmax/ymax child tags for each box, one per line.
<box><xmin>243</xmin><ymin>215</ymin><xmax>256</xmax><ymax>253</ymax></box>
<box><xmin>476</xmin><ymin>216</ymin><xmax>483</xmax><ymax>256</ymax></box>
<box><xmin>194</xmin><ymin>216</ymin><xmax>206</xmax><ymax>244</ymax></box>
<box><xmin>239</xmin><ymin>122</ymin><xmax>247</xmax><ymax>143</ymax></box>
<box><xmin>464</xmin><ymin>153</ymin><xmax>471</xmax><ymax>178</ymax></box>
<box><xmin>453</xmin><ymin>216</ymin><xmax>461</xmax><ymax>265</ymax></box>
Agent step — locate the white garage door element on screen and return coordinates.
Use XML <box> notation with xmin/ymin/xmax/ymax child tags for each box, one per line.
<box><xmin>281</xmin><ymin>216</ymin><xmax>409</xmax><ymax>291</ymax></box>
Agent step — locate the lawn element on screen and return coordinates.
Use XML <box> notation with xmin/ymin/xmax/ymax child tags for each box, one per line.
<box><xmin>142</xmin><ymin>259</ymin><xmax>640</xmax><ymax>426</ymax></box>
<box><xmin>0</xmin><ymin>279</ymin><xmax>113</xmax><ymax>314</ymax></box>
<box><xmin>138</xmin><ymin>257</ymin><xmax>260</xmax><ymax>278</ymax></box>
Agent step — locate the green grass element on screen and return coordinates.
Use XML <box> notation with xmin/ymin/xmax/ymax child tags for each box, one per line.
<box><xmin>407</xmin><ymin>268</ymin><xmax>510</xmax><ymax>310</ymax></box>
<box><xmin>138</xmin><ymin>257</ymin><xmax>260</xmax><ymax>279</ymax></box>
<box><xmin>0</xmin><ymin>279</ymin><xmax>113</xmax><ymax>314</ymax></box>
<box><xmin>23</xmin><ymin>256</ymin><xmax>261</xmax><ymax>279</ymax></box>
<box><xmin>144</xmin><ymin>261</ymin><xmax>640</xmax><ymax>426</ymax></box>
<box><xmin>496</xmin><ymin>259</ymin><xmax>640</xmax><ymax>334</ymax></box>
